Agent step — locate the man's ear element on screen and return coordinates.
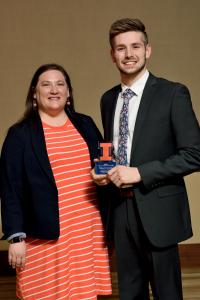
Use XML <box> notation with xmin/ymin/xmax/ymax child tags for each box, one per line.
<box><xmin>110</xmin><ymin>48</ymin><xmax>116</xmax><ymax>63</ymax></box>
<box><xmin>145</xmin><ymin>44</ymin><xmax>152</xmax><ymax>59</ymax></box>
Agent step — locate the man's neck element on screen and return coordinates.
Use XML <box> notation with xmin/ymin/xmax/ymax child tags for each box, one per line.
<box><xmin>121</xmin><ymin>68</ymin><xmax>147</xmax><ymax>87</ymax></box>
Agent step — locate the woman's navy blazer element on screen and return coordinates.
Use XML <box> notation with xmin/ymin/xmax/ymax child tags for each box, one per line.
<box><xmin>0</xmin><ymin>110</ymin><xmax>103</xmax><ymax>240</ymax></box>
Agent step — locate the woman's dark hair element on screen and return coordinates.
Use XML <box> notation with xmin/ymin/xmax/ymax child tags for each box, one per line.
<box><xmin>22</xmin><ymin>63</ymin><xmax>74</xmax><ymax>120</ymax></box>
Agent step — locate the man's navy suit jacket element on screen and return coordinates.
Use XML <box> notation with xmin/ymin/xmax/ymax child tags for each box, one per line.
<box><xmin>101</xmin><ymin>73</ymin><xmax>200</xmax><ymax>247</ymax></box>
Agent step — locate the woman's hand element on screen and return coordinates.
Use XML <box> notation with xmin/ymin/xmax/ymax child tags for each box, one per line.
<box><xmin>91</xmin><ymin>168</ymin><xmax>110</xmax><ymax>186</ymax></box>
<box><xmin>8</xmin><ymin>241</ymin><xmax>26</xmax><ymax>269</ymax></box>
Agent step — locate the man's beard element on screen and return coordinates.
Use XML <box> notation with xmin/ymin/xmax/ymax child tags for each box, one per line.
<box><xmin>118</xmin><ymin>57</ymin><xmax>147</xmax><ymax>77</ymax></box>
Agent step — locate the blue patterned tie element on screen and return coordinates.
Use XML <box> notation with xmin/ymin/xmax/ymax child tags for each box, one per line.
<box><xmin>117</xmin><ymin>88</ymin><xmax>135</xmax><ymax>165</ymax></box>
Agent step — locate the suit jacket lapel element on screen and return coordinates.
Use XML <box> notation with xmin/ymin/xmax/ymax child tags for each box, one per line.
<box><xmin>105</xmin><ymin>85</ymin><xmax>121</xmax><ymax>141</ymax></box>
<box><xmin>29</xmin><ymin>113</ymin><xmax>56</xmax><ymax>186</ymax></box>
<box><xmin>130</xmin><ymin>74</ymin><xmax>157</xmax><ymax>163</ymax></box>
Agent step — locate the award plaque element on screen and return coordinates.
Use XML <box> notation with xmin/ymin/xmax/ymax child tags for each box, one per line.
<box><xmin>95</xmin><ymin>142</ymin><xmax>116</xmax><ymax>174</ymax></box>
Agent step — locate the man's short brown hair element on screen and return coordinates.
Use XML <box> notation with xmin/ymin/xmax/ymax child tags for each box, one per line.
<box><xmin>109</xmin><ymin>18</ymin><xmax>148</xmax><ymax>48</ymax></box>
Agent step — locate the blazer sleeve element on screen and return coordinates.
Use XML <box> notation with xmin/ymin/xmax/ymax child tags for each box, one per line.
<box><xmin>0</xmin><ymin>126</ymin><xmax>26</xmax><ymax>238</ymax></box>
<box><xmin>71</xmin><ymin>112</ymin><xmax>103</xmax><ymax>166</ymax></box>
<box><xmin>138</xmin><ymin>84</ymin><xmax>200</xmax><ymax>190</ymax></box>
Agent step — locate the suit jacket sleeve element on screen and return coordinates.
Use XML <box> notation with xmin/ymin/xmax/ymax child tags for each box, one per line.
<box><xmin>138</xmin><ymin>84</ymin><xmax>200</xmax><ymax>190</ymax></box>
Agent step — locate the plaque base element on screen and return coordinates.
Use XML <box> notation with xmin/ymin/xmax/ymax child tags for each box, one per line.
<box><xmin>95</xmin><ymin>160</ymin><xmax>116</xmax><ymax>174</ymax></box>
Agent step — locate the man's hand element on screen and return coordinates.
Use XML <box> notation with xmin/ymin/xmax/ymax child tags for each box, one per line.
<box><xmin>108</xmin><ymin>165</ymin><xmax>141</xmax><ymax>188</ymax></box>
<box><xmin>8</xmin><ymin>241</ymin><xmax>26</xmax><ymax>269</ymax></box>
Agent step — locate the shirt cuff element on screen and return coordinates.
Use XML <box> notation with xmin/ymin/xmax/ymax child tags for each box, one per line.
<box><xmin>7</xmin><ymin>232</ymin><xmax>27</xmax><ymax>241</ymax></box>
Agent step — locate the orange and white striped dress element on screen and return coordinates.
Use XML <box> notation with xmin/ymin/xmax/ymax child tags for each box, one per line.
<box><xmin>16</xmin><ymin>119</ymin><xmax>112</xmax><ymax>300</ymax></box>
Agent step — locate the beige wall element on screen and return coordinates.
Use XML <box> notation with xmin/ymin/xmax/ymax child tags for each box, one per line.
<box><xmin>0</xmin><ymin>0</ymin><xmax>200</xmax><ymax>249</ymax></box>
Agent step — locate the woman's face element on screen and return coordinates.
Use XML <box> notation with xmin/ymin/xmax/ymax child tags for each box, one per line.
<box><xmin>34</xmin><ymin>70</ymin><xmax>69</xmax><ymax>116</ymax></box>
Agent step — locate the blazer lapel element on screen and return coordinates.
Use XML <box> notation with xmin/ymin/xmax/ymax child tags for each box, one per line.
<box><xmin>29</xmin><ymin>113</ymin><xmax>56</xmax><ymax>186</ymax></box>
<box><xmin>105</xmin><ymin>85</ymin><xmax>121</xmax><ymax>141</ymax></box>
<box><xmin>130</xmin><ymin>74</ymin><xmax>157</xmax><ymax>163</ymax></box>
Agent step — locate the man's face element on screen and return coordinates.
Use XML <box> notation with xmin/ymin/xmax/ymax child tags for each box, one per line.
<box><xmin>111</xmin><ymin>31</ymin><xmax>151</xmax><ymax>81</ymax></box>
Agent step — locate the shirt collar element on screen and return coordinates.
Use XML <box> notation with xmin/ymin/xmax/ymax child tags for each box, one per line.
<box><xmin>121</xmin><ymin>70</ymin><xmax>149</xmax><ymax>96</ymax></box>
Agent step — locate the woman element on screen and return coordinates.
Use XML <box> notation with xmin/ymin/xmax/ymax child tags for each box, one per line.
<box><xmin>0</xmin><ymin>63</ymin><xmax>112</xmax><ymax>299</ymax></box>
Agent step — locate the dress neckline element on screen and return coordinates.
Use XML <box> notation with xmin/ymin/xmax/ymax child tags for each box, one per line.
<box><xmin>42</xmin><ymin>118</ymin><xmax>69</xmax><ymax>129</ymax></box>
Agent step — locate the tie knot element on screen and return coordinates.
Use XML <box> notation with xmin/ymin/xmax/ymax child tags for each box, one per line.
<box><xmin>122</xmin><ymin>88</ymin><xmax>134</xmax><ymax>101</ymax></box>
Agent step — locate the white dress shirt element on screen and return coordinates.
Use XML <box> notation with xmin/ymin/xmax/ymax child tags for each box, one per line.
<box><xmin>113</xmin><ymin>70</ymin><xmax>149</xmax><ymax>165</ymax></box>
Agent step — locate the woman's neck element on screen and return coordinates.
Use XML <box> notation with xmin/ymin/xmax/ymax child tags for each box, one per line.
<box><xmin>39</xmin><ymin>110</ymin><xmax>68</xmax><ymax>127</ymax></box>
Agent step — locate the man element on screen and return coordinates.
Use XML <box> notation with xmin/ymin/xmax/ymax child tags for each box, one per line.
<box><xmin>92</xmin><ymin>18</ymin><xmax>200</xmax><ymax>299</ymax></box>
